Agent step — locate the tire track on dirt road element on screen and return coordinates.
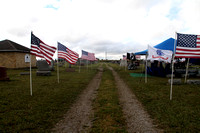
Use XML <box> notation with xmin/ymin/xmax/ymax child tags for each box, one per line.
<box><xmin>108</xmin><ymin>66</ymin><xmax>162</xmax><ymax>133</ymax></box>
<box><xmin>52</xmin><ymin>67</ymin><xmax>103</xmax><ymax>133</ymax></box>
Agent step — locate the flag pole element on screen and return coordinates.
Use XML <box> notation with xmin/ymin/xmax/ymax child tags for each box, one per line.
<box><xmin>57</xmin><ymin>50</ymin><xmax>59</xmax><ymax>83</ymax></box>
<box><xmin>170</xmin><ymin>54</ymin><xmax>175</xmax><ymax>100</ymax></box>
<box><xmin>140</xmin><ymin>57</ymin><xmax>144</xmax><ymax>78</ymax></box>
<box><xmin>65</xmin><ymin>61</ymin><xmax>67</xmax><ymax>68</ymax></box>
<box><xmin>145</xmin><ymin>54</ymin><xmax>148</xmax><ymax>83</ymax></box>
<box><xmin>185</xmin><ymin>58</ymin><xmax>190</xmax><ymax>83</ymax></box>
<box><xmin>90</xmin><ymin>60</ymin><xmax>92</xmax><ymax>71</ymax></box>
<box><xmin>30</xmin><ymin>54</ymin><xmax>32</xmax><ymax>96</ymax></box>
<box><xmin>170</xmin><ymin>32</ymin><xmax>177</xmax><ymax>100</ymax></box>
<box><xmin>125</xmin><ymin>60</ymin><xmax>126</xmax><ymax>71</ymax></box>
<box><xmin>87</xmin><ymin>60</ymin><xmax>88</xmax><ymax>71</ymax></box>
<box><xmin>79</xmin><ymin>58</ymin><xmax>81</xmax><ymax>73</ymax></box>
<box><xmin>30</xmin><ymin>32</ymin><xmax>33</xmax><ymax>96</ymax></box>
<box><xmin>89</xmin><ymin>60</ymin><xmax>90</xmax><ymax>70</ymax></box>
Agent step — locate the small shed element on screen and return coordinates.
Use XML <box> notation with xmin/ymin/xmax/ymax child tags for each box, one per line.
<box><xmin>0</xmin><ymin>39</ymin><xmax>36</xmax><ymax>68</ymax></box>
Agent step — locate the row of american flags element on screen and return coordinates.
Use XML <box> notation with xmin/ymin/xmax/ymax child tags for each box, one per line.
<box><xmin>30</xmin><ymin>32</ymin><xmax>97</xmax><ymax>65</ymax></box>
<box><xmin>30</xmin><ymin>32</ymin><xmax>200</xmax><ymax>65</ymax></box>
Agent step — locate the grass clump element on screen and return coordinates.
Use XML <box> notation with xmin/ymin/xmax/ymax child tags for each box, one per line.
<box><xmin>90</xmin><ymin>65</ymin><xmax>127</xmax><ymax>133</ymax></box>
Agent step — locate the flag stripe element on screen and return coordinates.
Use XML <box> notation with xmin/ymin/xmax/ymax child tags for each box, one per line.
<box><xmin>58</xmin><ymin>52</ymin><xmax>78</xmax><ymax>63</ymax></box>
<box><xmin>175</xmin><ymin>55</ymin><xmax>200</xmax><ymax>58</ymax></box>
<box><xmin>40</xmin><ymin>46</ymin><xmax>55</xmax><ymax>58</ymax></box>
<box><xmin>176</xmin><ymin>47</ymin><xmax>200</xmax><ymax>52</ymax></box>
<box><xmin>175</xmin><ymin>51</ymin><xmax>200</xmax><ymax>55</ymax></box>
<box><xmin>30</xmin><ymin>45</ymin><xmax>44</xmax><ymax>58</ymax></box>
<box><xmin>40</xmin><ymin>43</ymin><xmax>57</xmax><ymax>55</ymax></box>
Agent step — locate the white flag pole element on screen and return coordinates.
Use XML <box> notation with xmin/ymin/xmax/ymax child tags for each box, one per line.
<box><xmin>141</xmin><ymin>58</ymin><xmax>144</xmax><ymax>77</ymax></box>
<box><xmin>79</xmin><ymin>58</ymin><xmax>81</xmax><ymax>73</ymax></box>
<box><xmin>87</xmin><ymin>60</ymin><xmax>88</xmax><ymax>71</ymax></box>
<box><xmin>65</xmin><ymin>61</ymin><xmax>67</xmax><ymax>68</ymax></box>
<box><xmin>90</xmin><ymin>60</ymin><xmax>91</xmax><ymax>70</ymax></box>
<box><xmin>145</xmin><ymin>54</ymin><xmax>148</xmax><ymax>83</ymax></box>
<box><xmin>90</xmin><ymin>60</ymin><xmax>92</xmax><ymax>70</ymax></box>
<box><xmin>30</xmin><ymin>54</ymin><xmax>32</xmax><ymax>96</ymax></box>
<box><xmin>170</xmin><ymin>54</ymin><xmax>175</xmax><ymax>100</ymax></box>
<box><xmin>57</xmin><ymin>50</ymin><xmax>59</xmax><ymax>83</ymax></box>
<box><xmin>30</xmin><ymin>32</ymin><xmax>33</xmax><ymax>96</ymax></box>
<box><xmin>170</xmin><ymin>32</ymin><xmax>177</xmax><ymax>100</ymax></box>
<box><xmin>125</xmin><ymin>60</ymin><xmax>126</xmax><ymax>71</ymax></box>
<box><xmin>185</xmin><ymin>58</ymin><xmax>190</xmax><ymax>83</ymax></box>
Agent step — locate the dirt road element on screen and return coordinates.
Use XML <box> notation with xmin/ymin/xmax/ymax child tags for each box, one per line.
<box><xmin>52</xmin><ymin>65</ymin><xmax>161</xmax><ymax>133</ymax></box>
<box><xmin>52</xmin><ymin>68</ymin><xmax>103</xmax><ymax>133</ymax></box>
<box><xmin>108</xmin><ymin>66</ymin><xmax>161</xmax><ymax>133</ymax></box>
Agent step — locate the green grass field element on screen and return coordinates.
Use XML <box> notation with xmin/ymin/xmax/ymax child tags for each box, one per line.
<box><xmin>1</xmin><ymin>62</ymin><xmax>200</xmax><ymax>132</ymax></box>
<box><xmin>110</xmin><ymin>63</ymin><xmax>200</xmax><ymax>132</ymax></box>
<box><xmin>0</xmin><ymin>64</ymin><xmax>98</xmax><ymax>132</ymax></box>
<box><xmin>90</xmin><ymin>64</ymin><xmax>127</xmax><ymax>133</ymax></box>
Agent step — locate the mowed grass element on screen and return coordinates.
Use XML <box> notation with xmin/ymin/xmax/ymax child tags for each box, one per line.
<box><xmin>0</xmin><ymin>64</ymin><xmax>98</xmax><ymax>132</ymax></box>
<box><xmin>110</xmin><ymin>63</ymin><xmax>200</xmax><ymax>132</ymax></box>
<box><xmin>90</xmin><ymin>64</ymin><xmax>127</xmax><ymax>133</ymax></box>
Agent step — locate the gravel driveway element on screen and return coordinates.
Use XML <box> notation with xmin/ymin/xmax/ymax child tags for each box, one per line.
<box><xmin>52</xmin><ymin>65</ymin><xmax>162</xmax><ymax>133</ymax></box>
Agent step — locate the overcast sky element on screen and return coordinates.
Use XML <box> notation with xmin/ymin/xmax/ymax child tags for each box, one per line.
<box><xmin>0</xmin><ymin>0</ymin><xmax>200</xmax><ymax>59</ymax></box>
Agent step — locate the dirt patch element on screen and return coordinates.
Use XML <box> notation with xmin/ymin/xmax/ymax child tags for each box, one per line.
<box><xmin>51</xmin><ymin>68</ymin><xmax>103</xmax><ymax>133</ymax></box>
<box><xmin>108</xmin><ymin>66</ymin><xmax>162</xmax><ymax>133</ymax></box>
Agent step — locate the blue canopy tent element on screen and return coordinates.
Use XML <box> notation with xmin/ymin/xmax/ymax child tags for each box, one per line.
<box><xmin>135</xmin><ymin>38</ymin><xmax>176</xmax><ymax>77</ymax></box>
<box><xmin>135</xmin><ymin>38</ymin><xmax>176</xmax><ymax>55</ymax></box>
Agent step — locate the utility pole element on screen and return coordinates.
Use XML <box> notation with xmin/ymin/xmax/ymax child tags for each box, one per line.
<box><xmin>105</xmin><ymin>51</ymin><xmax>107</xmax><ymax>60</ymax></box>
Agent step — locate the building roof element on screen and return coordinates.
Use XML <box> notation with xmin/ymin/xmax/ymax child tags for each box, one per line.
<box><xmin>0</xmin><ymin>39</ymin><xmax>30</xmax><ymax>53</ymax></box>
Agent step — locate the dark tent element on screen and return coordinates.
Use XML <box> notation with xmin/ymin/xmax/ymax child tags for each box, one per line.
<box><xmin>135</xmin><ymin>38</ymin><xmax>176</xmax><ymax>55</ymax></box>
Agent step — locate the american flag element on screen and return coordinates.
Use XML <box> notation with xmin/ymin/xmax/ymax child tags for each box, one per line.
<box><xmin>175</xmin><ymin>33</ymin><xmax>200</xmax><ymax>58</ymax></box>
<box><xmin>57</xmin><ymin>42</ymin><xmax>79</xmax><ymax>64</ymax></box>
<box><xmin>123</xmin><ymin>55</ymin><xmax>126</xmax><ymax>60</ymax></box>
<box><xmin>90</xmin><ymin>53</ymin><xmax>96</xmax><ymax>61</ymax></box>
<box><xmin>30</xmin><ymin>33</ymin><xmax>56</xmax><ymax>65</ymax></box>
<box><xmin>81</xmin><ymin>50</ymin><xmax>95</xmax><ymax>61</ymax></box>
